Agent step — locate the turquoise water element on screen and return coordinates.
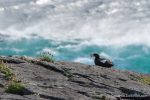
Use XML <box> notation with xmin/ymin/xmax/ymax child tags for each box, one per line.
<box><xmin>1</xmin><ymin>0</ymin><xmax>150</xmax><ymax>74</ymax></box>
<box><xmin>1</xmin><ymin>38</ymin><xmax>150</xmax><ymax>74</ymax></box>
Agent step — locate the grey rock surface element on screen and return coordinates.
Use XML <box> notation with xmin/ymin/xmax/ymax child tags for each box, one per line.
<box><xmin>0</xmin><ymin>56</ymin><xmax>150</xmax><ymax>100</ymax></box>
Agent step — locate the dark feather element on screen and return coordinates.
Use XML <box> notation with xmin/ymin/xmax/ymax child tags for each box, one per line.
<box><xmin>92</xmin><ymin>53</ymin><xmax>113</xmax><ymax>68</ymax></box>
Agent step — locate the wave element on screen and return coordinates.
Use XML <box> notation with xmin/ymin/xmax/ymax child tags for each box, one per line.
<box><xmin>0</xmin><ymin>0</ymin><xmax>150</xmax><ymax>47</ymax></box>
<box><xmin>1</xmin><ymin>0</ymin><xmax>150</xmax><ymax>74</ymax></box>
<box><xmin>0</xmin><ymin>36</ymin><xmax>150</xmax><ymax>73</ymax></box>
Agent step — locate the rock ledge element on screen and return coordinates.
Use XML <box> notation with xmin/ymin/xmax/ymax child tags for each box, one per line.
<box><xmin>0</xmin><ymin>56</ymin><xmax>150</xmax><ymax>100</ymax></box>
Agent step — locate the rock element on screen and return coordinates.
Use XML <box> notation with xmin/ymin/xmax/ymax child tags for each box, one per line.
<box><xmin>0</xmin><ymin>56</ymin><xmax>150</xmax><ymax>100</ymax></box>
<box><xmin>0</xmin><ymin>56</ymin><xmax>26</xmax><ymax>64</ymax></box>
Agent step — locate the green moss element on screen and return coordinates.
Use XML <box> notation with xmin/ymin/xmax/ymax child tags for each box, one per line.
<box><xmin>139</xmin><ymin>76</ymin><xmax>150</xmax><ymax>85</ymax></box>
<box><xmin>63</xmin><ymin>68</ymin><xmax>73</xmax><ymax>78</ymax></box>
<box><xmin>129</xmin><ymin>74</ymin><xmax>150</xmax><ymax>85</ymax></box>
<box><xmin>6</xmin><ymin>82</ymin><xmax>25</xmax><ymax>95</ymax></box>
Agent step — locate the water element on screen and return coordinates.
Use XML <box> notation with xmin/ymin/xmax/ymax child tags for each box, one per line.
<box><xmin>0</xmin><ymin>0</ymin><xmax>150</xmax><ymax>74</ymax></box>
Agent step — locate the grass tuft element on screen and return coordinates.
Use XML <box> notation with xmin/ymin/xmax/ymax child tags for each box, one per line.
<box><xmin>39</xmin><ymin>51</ymin><xmax>54</xmax><ymax>62</ymax></box>
<box><xmin>6</xmin><ymin>82</ymin><xmax>24</xmax><ymax>95</ymax></box>
<box><xmin>0</xmin><ymin>60</ymin><xmax>26</xmax><ymax>95</ymax></box>
<box><xmin>0</xmin><ymin>60</ymin><xmax>14</xmax><ymax>80</ymax></box>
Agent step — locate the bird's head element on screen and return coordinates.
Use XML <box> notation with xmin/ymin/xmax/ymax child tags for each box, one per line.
<box><xmin>91</xmin><ymin>53</ymin><xmax>100</xmax><ymax>59</ymax></box>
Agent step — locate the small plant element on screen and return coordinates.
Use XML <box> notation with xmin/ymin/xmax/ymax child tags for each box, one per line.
<box><xmin>0</xmin><ymin>60</ymin><xmax>14</xmax><ymax>80</ymax></box>
<box><xmin>139</xmin><ymin>76</ymin><xmax>150</xmax><ymax>85</ymax></box>
<box><xmin>6</xmin><ymin>82</ymin><xmax>24</xmax><ymax>95</ymax></box>
<box><xmin>129</xmin><ymin>74</ymin><xmax>150</xmax><ymax>85</ymax></box>
<box><xmin>63</xmin><ymin>68</ymin><xmax>73</xmax><ymax>78</ymax></box>
<box><xmin>0</xmin><ymin>60</ymin><xmax>26</xmax><ymax>95</ymax></box>
<box><xmin>39</xmin><ymin>51</ymin><xmax>54</xmax><ymax>62</ymax></box>
<box><xmin>101</xmin><ymin>95</ymin><xmax>106</xmax><ymax>100</ymax></box>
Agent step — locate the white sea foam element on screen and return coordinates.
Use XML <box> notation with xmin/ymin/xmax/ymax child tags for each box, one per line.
<box><xmin>36</xmin><ymin>48</ymin><xmax>58</xmax><ymax>55</ymax></box>
<box><xmin>11</xmin><ymin>48</ymin><xmax>25</xmax><ymax>53</ymax></box>
<box><xmin>0</xmin><ymin>0</ymin><xmax>150</xmax><ymax>47</ymax></box>
<box><xmin>74</xmin><ymin>57</ymin><xmax>93</xmax><ymax>64</ymax></box>
<box><xmin>36</xmin><ymin>0</ymin><xmax>50</xmax><ymax>5</ymax></box>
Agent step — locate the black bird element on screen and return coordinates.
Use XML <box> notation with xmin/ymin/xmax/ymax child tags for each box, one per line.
<box><xmin>91</xmin><ymin>53</ymin><xmax>114</xmax><ymax>68</ymax></box>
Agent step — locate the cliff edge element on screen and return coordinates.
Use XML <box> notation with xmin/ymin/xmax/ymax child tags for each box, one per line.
<box><xmin>0</xmin><ymin>56</ymin><xmax>150</xmax><ymax>100</ymax></box>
